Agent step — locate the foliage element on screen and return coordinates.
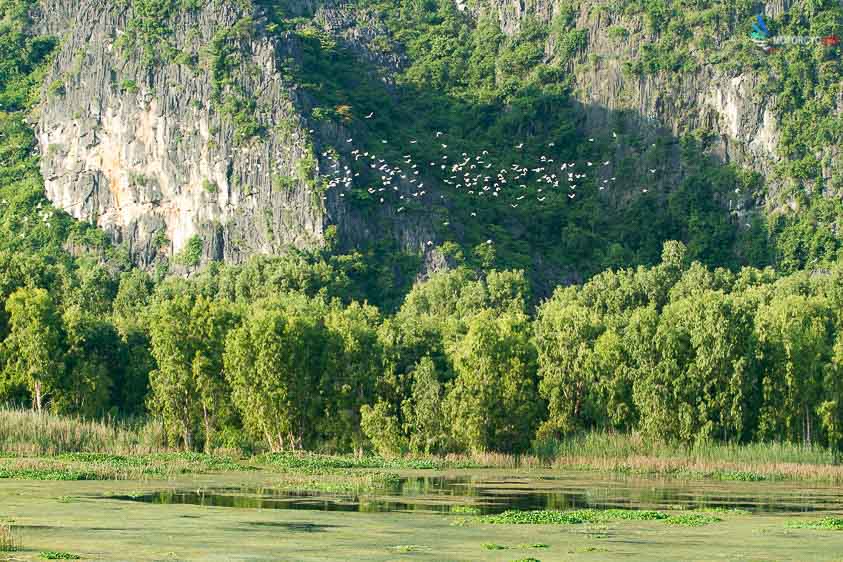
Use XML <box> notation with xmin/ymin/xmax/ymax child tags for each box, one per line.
<box><xmin>39</xmin><ymin>552</ymin><xmax>80</xmax><ymax>560</ymax></box>
<box><xmin>147</xmin><ymin>295</ymin><xmax>239</xmax><ymax>450</ymax></box>
<box><xmin>269</xmin><ymin>0</ymin><xmax>767</xmax><ymax>285</ymax></box>
<box><xmin>0</xmin><ymin>408</ymin><xmax>164</xmax><ymax>455</ymax></box>
<box><xmin>786</xmin><ymin>517</ymin><xmax>843</xmax><ymax>530</ymax></box>
<box><xmin>482</xmin><ymin>508</ymin><xmax>720</xmax><ymax>527</ymax></box>
<box><xmin>2</xmin><ymin>288</ymin><xmax>64</xmax><ymax>412</ymax></box>
<box><xmin>663</xmin><ymin>513</ymin><xmax>722</xmax><ymax>526</ymax></box>
<box><xmin>206</xmin><ymin>17</ymin><xmax>263</xmax><ymax>144</ymax></box>
<box><xmin>360</xmin><ymin>401</ymin><xmax>407</xmax><ymax>458</ymax></box>
<box><xmin>225</xmin><ymin>302</ymin><xmax>310</xmax><ymax>450</ymax></box>
<box><xmin>482</xmin><ymin>508</ymin><xmax>670</xmax><ymax>525</ymax></box>
<box><xmin>445</xmin><ymin>310</ymin><xmax>541</xmax><ymax>454</ymax></box>
<box><xmin>173</xmin><ymin>236</ymin><xmax>203</xmax><ymax>267</ymax></box>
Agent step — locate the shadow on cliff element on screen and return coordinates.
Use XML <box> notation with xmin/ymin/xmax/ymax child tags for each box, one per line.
<box><xmin>275</xmin><ymin>15</ymin><xmax>773</xmax><ymax>300</ymax></box>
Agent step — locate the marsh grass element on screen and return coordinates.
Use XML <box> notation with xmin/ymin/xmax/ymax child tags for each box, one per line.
<box><xmin>266</xmin><ymin>471</ymin><xmax>402</xmax><ymax>493</ymax></box>
<box><xmin>543</xmin><ymin>432</ymin><xmax>843</xmax><ymax>483</ymax></box>
<box><xmin>0</xmin><ymin>523</ymin><xmax>19</xmax><ymax>552</ymax></box>
<box><xmin>39</xmin><ymin>552</ymin><xmax>81</xmax><ymax>560</ymax></box>
<box><xmin>0</xmin><ymin>408</ymin><xmax>166</xmax><ymax>456</ymax></box>
<box><xmin>38</xmin><ymin>550</ymin><xmax>82</xmax><ymax>560</ymax></box>
<box><xmin>663</xmin><ymin>513</ymin><xmax>722</xmax><ymax>526</ymax></box>
<box><xmin>0</xmin><ymin>452</ymin><xmax>247</xmax><ymax>480</ymax></box>
<box><xmin>540</xmin><ymin>432</ymin><xmax>837</xmax><ymax>464</ymax></box>
<box><xmin>257</xmin><ymin>451</ymin><xmax>536</xmax><ymax>472</ymax></box>
<box><xmin>4</xmin><ymin>409</ymin><xmax>843</xmax><ymax>483</ymax></box>
<box><xmin>691</xmin><ymin>507</ymin><xmax>750</xmax><ymax>515</ymax></box>
<box><xmin>259</xmin><ymin>434</ymin><xmax>843</xmax><ymax>481</ymax></box>
<box><xmin>451</xmin><ymin>505</ymin><xmax>481</xmax><ymax>515</ymax></box>
<box><xmin>568</xmin><ymin>546</ymin><xmax>609</xmax><ymax>553</ymax></box>
<box><xmin>388</xmin><ymin>545</ymin><xmax>429</xmax><ymax>552</ymax></box>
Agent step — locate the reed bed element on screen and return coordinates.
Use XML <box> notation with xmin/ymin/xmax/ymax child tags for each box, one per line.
<box><xmin>0</xmin><ymin>408</ymin><xmax>167</xmax><ymax>456</ymax></box>
<box><xmin>542</xmin><ymin>432</ymin><xmax>837</xmax><ymax>465</ymax></box>
<box><xmin>2</xmin><ymin>409</ymin><xmax>842</xmax><ymax>482</ymax></box>
<box><xmin>544</xmin><ymin>432</ymin><xmax>843</xmax><ymax>483</ymax></box>
<box><xmin>0</xmin><ymin>522</ymin><xmax>19</xmax><ymax>552</ymax></box>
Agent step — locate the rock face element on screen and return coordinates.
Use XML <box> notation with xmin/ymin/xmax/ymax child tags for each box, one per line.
<box><xmin>30</xmin><ymin>0</ymin><xmax>830</xmax><ymax>268</ymax></box>
<box><xmin>34</xmin><ymin>0</ymin><xmax>327</xmax><ymax>265</ymax></box>
<box><xmin>32</xmin><ymin>0</ymin><xmax>434</xmax><ymax>267</ymax></box>
<box><xmin>477</xmin><ymin>0</ymin><xmax>785</xmax><ymax>189</ymax></box>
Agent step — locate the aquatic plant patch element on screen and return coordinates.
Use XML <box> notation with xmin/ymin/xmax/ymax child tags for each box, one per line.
<box><xmin>483</xmin><ymin>509</ymin><xmax>721</xmax><ymax>527</ymax></box>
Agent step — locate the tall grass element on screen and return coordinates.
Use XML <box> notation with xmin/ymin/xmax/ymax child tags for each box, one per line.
<box><xmin>540</xmin><ymin>432</ymin><xmax>837</xmax><ymax>465</ymax></box>
<box><xmin>0</xmin><ymin>523</ymin><xmax>19</xmax><ymax>552</ymax></box>
<box><xmin>3</xmin><ymin>409</ymin><xmax>843</xmax><ymax>482</ymax></box>
<box><xmin>0</xmin><ymin>408</ymin><xmax>167</xmax><ymax>456</ymax></box>
<box><xmin>541</xmin><ymin>432</ymin><xmax>843</xmax><ymax>482</ymax></box>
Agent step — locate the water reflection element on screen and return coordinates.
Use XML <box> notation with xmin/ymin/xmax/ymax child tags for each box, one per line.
<box><xmin>107</xmin><ymin>475</ymin><xmax>843</xmax><ymax>515</ymax></box>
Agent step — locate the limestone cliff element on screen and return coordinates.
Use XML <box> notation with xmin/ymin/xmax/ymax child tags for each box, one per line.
<box><xmin>470</xmin><ymin>0</ymin><xmax>838</xmax><ymax>210</ymax></box>
<box><xmin>29</xmin><ymin>0</ymin><xmax>839</xmax><ymax>271</ymax></box>
<box><xmin>473</xmin><ymin>0</ymin><xmax>779</xmax><ymax>189</ymax></box>
<box><xmin>31</xmin><ymin>0</ymin><xmax>433</xmax><ymax>267</ymax></box>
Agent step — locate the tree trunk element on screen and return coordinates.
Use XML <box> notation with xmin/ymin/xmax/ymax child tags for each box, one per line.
<box><xmin>33</xmin><ymin>380</ymin><xmax>43</xmax><ymax>413</ymax></box>
<box><xmin>202</xmin><ymin>404</ymin><xmax>213</xmax><ymax>453</ymax></box>
<box><xmin>183</xmin><ymin>419</ymin><xmax>193</xmax><ymax>451</ymax></box>
<box><xmin>807</xmin><ymin>404</ymin><xmax>812</xmax><ymax>446</ymax></box>
<box><xmin>803</xmin><ymin>404</ymin><xmax>808</xmax><ymax>446</ymax></box>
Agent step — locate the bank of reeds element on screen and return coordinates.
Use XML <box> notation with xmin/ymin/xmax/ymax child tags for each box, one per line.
<box><xmin>0</xmin><ymin>522</ymin><xmax>19</xmax><ymax>552</ymax></box>
<box><xmin>543</xmin><ymin>432</ymin><xmax>843</xmax><ymax>483</ymax></box>
<box><xmin>0</xmin><ymin>407</ymin><xmax>166</xmax><ymax>456</ymax></box>
<box><xmin>3</xmin><ymin>409</ymin><xmax>843</xmax><ymax>482</ymax></box>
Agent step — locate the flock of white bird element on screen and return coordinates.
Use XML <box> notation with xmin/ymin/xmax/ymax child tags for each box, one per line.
<box><xmin>314</xmin><ymin>114</ymin><xmax>662</xmax><ymax>246</ymax></box>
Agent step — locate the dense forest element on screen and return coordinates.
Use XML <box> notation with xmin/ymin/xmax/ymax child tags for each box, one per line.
<box><xmin>4</xmin><ymin>238</ymin><xmax>843</xmax><ymax>455</ymax></box>
<box><xmin>1</xmin><ymin>0</ymin><xmax>843</xmax><ymax>455</ymax></box>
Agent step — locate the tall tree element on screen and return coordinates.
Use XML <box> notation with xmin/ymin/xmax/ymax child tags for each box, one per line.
<box><xmin>58</xmin><ymin>305</ymin><xmax>116</xmax><ymax>417</ymax></box>
<box><xmin>534</xmin><ymin>294</ymin><xmax>606</xmax><ymax>437</ymax></box>
<box><xmin>634</xmin><ymin>291</ymin><xmax>755</xmax><ymax>444</ymax></box>
<box><xmin>324</xmin><ymin>302</ymin><xmax>382</xmax><ymax>452</ymax></box>
<box><xmin>147</xmin><ymin>295</ymin><xmax>200</xmax><ymax>449</ymax></box>
<box><xmin>403</xmin><ymin>356</ymin><xmax>450</xmax><ymax>454</ymax></box>
<box><xmin>754</xmin><ymin>294</ymin><xmax>834</xmax><ymax>445</ymax></box>
<box><xmin>147</xmin><ymin>295</ymin><xmax>238</xmax><ymax>450</ymax></box>
<box><xmin>225</xmin><ymin>297</ymin><xmax>330</xmax><ymax>451</ymax></box>
<box><xmin>444</xmin><ymin>310</ymin><xmax>540</xmax><ymax>453</ymax></box>
<box><xmin>2</xmin><ymin>287</ymin><xmax>64</xmax><ymax>412</ymax></box>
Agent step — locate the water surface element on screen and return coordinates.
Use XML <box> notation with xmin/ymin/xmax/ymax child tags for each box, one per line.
<box><xmin>107</xmin><ymin>473</ymin><xmax>843</xmax><ymax>515</ymax></box>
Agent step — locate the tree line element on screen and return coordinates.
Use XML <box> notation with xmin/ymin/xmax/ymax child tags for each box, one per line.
<box><xmin>2</xmin><ymin>241</ymin><xmax>843</xmax><ymax>455</ymax></box>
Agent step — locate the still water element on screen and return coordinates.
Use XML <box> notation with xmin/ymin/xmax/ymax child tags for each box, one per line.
<box><xmin>107</xmin><ymin>474</ymin><xmax>843</xmax><ymax>515</ymax></box>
